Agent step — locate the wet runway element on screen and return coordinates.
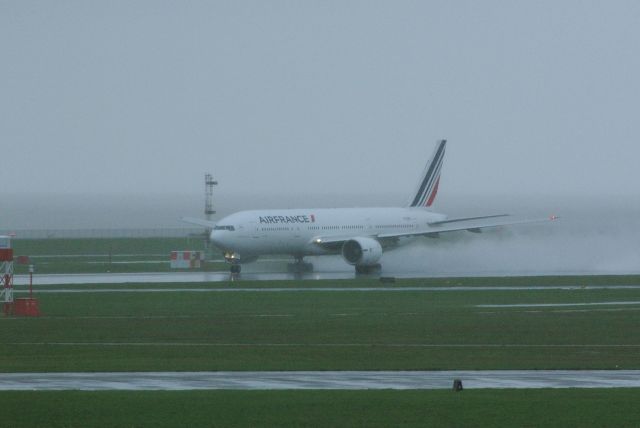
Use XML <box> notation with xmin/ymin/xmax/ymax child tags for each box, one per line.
<box><xmin>12</xmin><ymin>271</ymin><xmax>352</xmax><ymax>286</ymax></box>
<box><xmin>13</xmin><ymin>285</ymin><xmax>640</xmax><ymax>294</ymax></box>
<box><xmin>13</xmin><ymin>270</ymin><xmax>640</xmax><ymax>286</ymax></box>
<box><xmin>1</xmin><ymin>371</ymin><xmax>639</xmax><ymax>390</ymax></box>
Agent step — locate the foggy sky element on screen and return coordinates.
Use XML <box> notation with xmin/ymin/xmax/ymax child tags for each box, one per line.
<box><xmin>2</xmin><ymin>1</ymin><xmax>640</xmax><ymax>198</ymax></box>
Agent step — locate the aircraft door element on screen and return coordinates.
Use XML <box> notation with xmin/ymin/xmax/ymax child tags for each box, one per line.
<box><xmin>237</xmin><ymin>224</ymin><xmax>248</xmax><ymax>238</ymax></box>
<box><xmin>251</xmin><ymin>222</ymin><xmax>264</xmax><ymax>239</ymax></box>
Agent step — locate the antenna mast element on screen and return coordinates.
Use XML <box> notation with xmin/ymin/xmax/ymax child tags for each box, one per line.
<box><xmin>204</xmin><ymin>173</ymin><xmax>218</xmax><ymax>222</ymax></box>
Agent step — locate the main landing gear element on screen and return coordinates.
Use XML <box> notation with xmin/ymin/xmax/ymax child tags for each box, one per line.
<box><xmin>287</xmin><ymin>256</ymin><xmax>314</xmax><ymax>274</ymax></box>
<box><xmin>355</xmin><ymin>264</ymin><xmax>381</xmax><ymax>275</ymax></box>
<box><xmin>230</xmin><ymin>264</ymin><xmax>241</xmax><ymax>274</ymax></box>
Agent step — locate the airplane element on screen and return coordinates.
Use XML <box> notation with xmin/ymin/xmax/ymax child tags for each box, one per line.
<box><xmin>184</xmin><ymin>140</ymin><xmax>555</xmax><ymax>274</ymax></box>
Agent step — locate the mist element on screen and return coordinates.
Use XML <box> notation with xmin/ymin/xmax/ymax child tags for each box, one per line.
<box><xmin>301</xmin><ymin>194</ymin><xmax>640</xmax><ymax>276</ymax></box>
<box><xmin>3</xmin><ymin>192</ymin><xmax>638</xmax><ymax>276</ymax></box>
<box><xmin>3</xmin><ymin>2</ymin><xmax>640</xmax><ymax>198</ymax></box>
<box><xmin>2</xmin><ymin>2</ymin><xmax>640</xmax><ymax>275</ymax></box>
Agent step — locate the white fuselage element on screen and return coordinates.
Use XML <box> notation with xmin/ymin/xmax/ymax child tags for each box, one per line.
<box><xmin>210</xmin><ymin>207</ymin><xmax>447</xmax><ymax>259</ymax></box>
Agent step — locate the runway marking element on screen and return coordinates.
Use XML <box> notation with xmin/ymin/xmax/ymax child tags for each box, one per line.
<box><xmin>251</xmin><ymin>314</ymin><xmax>293</xmax><ymax>318</ymax></box>
<box><xmin>16</xmin><ymin>285</ymin><xmax>640</xmax><ymax>294</ymax></box>
<box><xmin>13</xmin><ymin>270</ymin><xmax>640</xmax><ymax>287</ymax></box>
<box><xmin>3</xmin><ymin>315</ymin><xmax>298</xmax><ymax>320</ymax></box>
<box><xmin>479</xmin><ymin>307</ymin><xmax>640</xmax><ymax>315</ymax></box>
<box><xmin>545</xmin><ymin>307</ymin><xmax>640</xmax><ymax>313</ymax></box>
<box><xmin>5</xmin><ymin>342</ymin><xmax>640</xmax><ymax>348</ymax></box>
<box><xmin>477</xmin><ymin>301</ymin><xmax>640</xmax><ymax>308</ymax></box>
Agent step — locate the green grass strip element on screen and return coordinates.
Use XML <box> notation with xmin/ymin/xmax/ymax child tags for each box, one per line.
<box><xmin>2</xmin><ymin>389</ymin><xmax>640</xmax><ymax>427</ymax></box>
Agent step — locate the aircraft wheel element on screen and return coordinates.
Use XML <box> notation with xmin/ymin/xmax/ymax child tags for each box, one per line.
<box><xmin>355</xmin><ymin>264</ymin><xmax>381</xmax><ymax>275</ymax></box>
<box><xmin>287</xmin><ymin>262</ymin><xmax>314</xmax><ymax>273</ymax></box>
<box><xmin>230</xmin><ymin>264</ymin><xmax>241</xmax><ymax>274</ymax></box>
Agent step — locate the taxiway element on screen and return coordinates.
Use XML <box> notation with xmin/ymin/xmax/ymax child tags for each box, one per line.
<box><xmin>1</xmin><ymin>371</ymin><xmax>639</xmax><ymax>390</ymax></box>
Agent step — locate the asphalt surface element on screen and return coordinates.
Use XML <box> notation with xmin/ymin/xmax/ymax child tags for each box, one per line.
<box><xmin>7</xmin><ymin>272</ymin><xmax>639</xmax><ymax>392</ymax></box>
<box><xmin>13</xmin><ymin>286</ymin><xmax>640</xmax><ymax>294</ymax></box>
<box><xmin>1</xmin><ymin>371</ymin><xmax>639</xmax><ymax>390</ymax></box>
<box><xmin>13</xmin><ymin>271</ymin><xmax>350</xmax><ymax>285</ymax></box>
<box><xmin>13</xmin><ymin>271</ymin><xmax>640</xmax><ymax>286</ymax></box>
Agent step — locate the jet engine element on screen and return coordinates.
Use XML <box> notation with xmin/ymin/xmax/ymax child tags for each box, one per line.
<box><xmin>341</xmin><ymin>237</ymin><xmax>383</xmax><ymax>266</ymax></box>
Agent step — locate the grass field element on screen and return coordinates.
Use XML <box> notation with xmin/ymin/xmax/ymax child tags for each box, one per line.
<box><xmin>10</xmin><ymin>237</ymin><xmax>226</xmax><ymax>273</ymax></box>
<box><xmin>2</xmin><ymin>276</ymin><xmax>639</xmax><ymax>372</ymax></box>
<box><xmin>2</xmin><ymin>275</ymin><xmax>640</xmax><ymax>427</ymax></box>
<box><xmin>12</xmin><ymin>237</ymin><xmax>202</xmax><ymax>256</ymax></box>
<box><xmin>2</xmin><ymin>389</ymin><xmax>640</xmax><ymax>428</ymax></box>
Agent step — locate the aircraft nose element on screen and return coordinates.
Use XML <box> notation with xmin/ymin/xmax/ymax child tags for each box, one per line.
<box><xmin>210</xmin><ymin>229</ymin><xmax>232</xmax><ymax>249</ymax></box>
<box><xmin>209</xmin><ymin>230</ymin><xmax>222</xmax><ymax>247</ymax></box>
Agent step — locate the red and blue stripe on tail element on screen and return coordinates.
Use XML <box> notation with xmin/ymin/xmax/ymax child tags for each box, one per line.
<box><xmin>409</xmin><ymin>139</ymin><xmax>446</xmax><ymax>208</ymax></box>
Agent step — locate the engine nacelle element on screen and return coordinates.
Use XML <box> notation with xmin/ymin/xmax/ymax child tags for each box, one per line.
<box><xmin>341</xmin><ymin>237</ymin><xmax>383</xmax><ymax>266</ymax></box>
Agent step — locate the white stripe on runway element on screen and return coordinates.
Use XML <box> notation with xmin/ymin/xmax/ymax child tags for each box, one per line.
<box><xmin>12</xmin><ymin>271</ymin><xmax>640</xmax><ymax>286</ymax></box>
<box><xmin>1</xmin><ymin>371</ymin><xmax>639</xmax><ymax>390</ymax></box>
<box><xmin>13</xmin><ymin>285</ymin><xmax>640</xmax><ymax>294</ymax></box>
<box><xmin>478</xmin><ymin>301</ymin><xmax>640</xmax><ymax>308</ymax></box>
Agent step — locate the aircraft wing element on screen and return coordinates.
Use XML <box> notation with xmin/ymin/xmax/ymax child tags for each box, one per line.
<box><xmin>310</xmin><ymin>214</ymin><xmax>557</xmax><ymax>249</ymax></box>
<box><xmin>378</xmin><ymin>214</ymin><xmax>558</xmax><ymax>239</ymax></box>
<box><xmin>181</xmin><ymin>217</ymin><xmax>217</xmax><ymax>228</ymax></box>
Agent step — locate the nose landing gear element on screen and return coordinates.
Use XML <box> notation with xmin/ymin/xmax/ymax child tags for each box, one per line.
<box><xmin>224</xmin><ymin>251</ymin><xmax>242</xmax><ymax>275</ymax></box>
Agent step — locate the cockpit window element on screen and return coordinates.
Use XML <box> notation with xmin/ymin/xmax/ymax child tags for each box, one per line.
<box><xmin>214</xmin><ymin>225</ymin><xmax>235</xmax><ymax>231</ymax></box>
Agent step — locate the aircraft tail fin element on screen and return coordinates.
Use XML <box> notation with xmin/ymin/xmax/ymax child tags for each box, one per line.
<box><xmin>408</xmin><ymin>139</ymin><xmax>446</xmax><ymax>207</ymax></box>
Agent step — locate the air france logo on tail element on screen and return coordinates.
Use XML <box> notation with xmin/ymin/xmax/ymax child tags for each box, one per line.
<box><xmin>409</xmin><ymin>140</ymin><xmax>446</xmax><ymax>208</ymax></box>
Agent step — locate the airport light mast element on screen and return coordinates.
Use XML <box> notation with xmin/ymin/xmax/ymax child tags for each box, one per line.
<box><xmin>204</xmin><ymin>174</ymin><xmax>218</xmax><ymax>250</ymax></box>
<box><xmin>205</xmin><ymin>173</ymin><xmax>218</xmax><ymax>222</ymax></box>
